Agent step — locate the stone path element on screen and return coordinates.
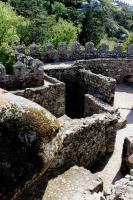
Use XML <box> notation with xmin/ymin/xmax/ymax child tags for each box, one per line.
<box><xmin>43</xmin><ymin>61</ymin><xmax>75</xmax><ymax>70</ymax></box>
<box><xmin>97</xmin><ymin>83</ymin><xmax>133</xmax><ymax>194</ymax></box>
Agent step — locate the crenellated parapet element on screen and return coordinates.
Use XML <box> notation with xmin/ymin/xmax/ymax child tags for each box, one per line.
<box><xmin>0</xmin><ymin>54</ymin><xmax>44</xmax><ymax>90</ymax></box>
<box><xmin>16</xmin><ymin>42</ymin><xmax>133</xmax><ymax>63</ymax></box>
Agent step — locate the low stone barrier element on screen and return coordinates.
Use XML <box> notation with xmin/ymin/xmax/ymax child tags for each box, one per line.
<box><xmin>12</xmin><ymin>74</ymin><xmax>65</xmax><ymax>118</ymax></box>
<box><xmin>78</xmin><ymin>69</ymin><xmax>116</xmax><ymax>105</ymax></box>
<box><xmin>84</xmin><ymin>94</ymin><xmax>117</xmax><ymax>117</ymax></box>
<box><xmin>76</xmin><ymin>58</ymin><xmax>133</xmax><ymax>83</ymax></box>
<box><xmin>0</xmin><ymin>54</ymin><xmax>44</xmax><ymax>90</ymax></box>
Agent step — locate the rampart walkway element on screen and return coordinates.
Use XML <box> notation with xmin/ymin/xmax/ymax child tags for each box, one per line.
<box><xmin>97</xmin><ymin>83</ymin><xmax>133</xmax><ymax>194</ymax></box>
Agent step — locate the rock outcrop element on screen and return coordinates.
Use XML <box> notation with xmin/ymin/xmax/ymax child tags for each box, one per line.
<box><xmin>0</xmin><ymin>89</ymin><xmax>60</xmax><ymax>199</ymax></box>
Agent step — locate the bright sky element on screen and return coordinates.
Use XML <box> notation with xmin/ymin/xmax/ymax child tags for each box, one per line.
<box><xmin>124</xmin><ymin>0</ymin><xmax>133</xmax><ymax>5</ymax></box>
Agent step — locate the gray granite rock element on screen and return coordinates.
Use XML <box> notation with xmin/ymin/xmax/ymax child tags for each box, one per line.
<box><xmin>0</xmin><ymin>89</ymin><xmax>60</xmax><ymax>199</ymax></box>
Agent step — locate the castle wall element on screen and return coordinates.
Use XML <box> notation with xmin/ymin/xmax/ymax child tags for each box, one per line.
<box><xmin>44</xmin><ymin>113</ymin><xmax>117</xmax><ymax>170</ymax></box>
<box><xmin>16</xmin><ymin>42</ymin><xmax>133</xmax><ymax>63</ymax></box>
<box><xmin>0</xmin><ymin>54</ymin><xmax>44</xmax><ymax>90</ymax></box>
<box><xmin>75</xmin><ymin>58</ymin><xmax>133</xmax><ymax>83</ymax></box>
<box><xmin>44</xmin><ymin>65</ymin><xmax>83</xmax><ymax>118</ymax></box>
<box><xmin>12</xmin><ymin>74</ymin><xmax>65</xmax><ymax>118</ymax></box>
<box><xmin>84</xmin><ymin>94</ymin><xmax>117</xmax><ymax>117</ymax></box>
<box><xmin>77</xmin><ymin>69</ymin><xmax>116</xmax><ymax>105</ymax></box>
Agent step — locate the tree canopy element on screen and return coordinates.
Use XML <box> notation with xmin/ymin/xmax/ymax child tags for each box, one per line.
<box><xmin>0</xmin><ymin>0</ymin><xmax>133</xmax><ymax>70</ymax></box>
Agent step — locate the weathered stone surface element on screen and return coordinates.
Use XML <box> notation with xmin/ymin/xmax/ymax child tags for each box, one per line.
<box><xmin>84</xmin><ymin>94</ymin><xmax>117</xmax><ymax>117</ymax></box>
<box><xmin>121</xmin><ymin>136</ymin><xmax>133</xmax><ymax>173</ymax></box>
<box><xmin>58</xmin><ymin>42</ymin><xmax>68</xmax><ymax>61</ymax></box>
<box><xmin>128</xmin><ymin>44</ymin><xmax>133</xmax><ymax>57</ymax></box>
<box><xmin>43</xmin><ymin>166</ymin><xmax>103</xmax><ymax>200</ymax></box>
<box><xmin>76</xmin><ymin>59</ymin><xmax>133</xmax><ymax>83</ymax></box>
<box><xmin>0</xmin><ymin>54</ymin><xmax>44</xmax><ymax>90</ymax></box>
<box><xmin>30</xmin><ymin>44</ymin><xmax>40</xmax><ymax>57</ymax></box>
<box><xmin>43</xmin><ymin>113</ymin><xmax>117</xmax><ymax>171</ymax></box>
<box><xmin>116</xmin><ymin>116</ymin><xmax>127</xmax><ymax>129</ymax></box>
<box><xmin>44</xmin><ymin>63</ymin><xmax>116</xmax><ymax>117</ymax></box>
<box><xmin>78</xmin><ymin>69</ymin><xmax>116</xmax><ymax>105</ymax></box>
<box><xmin>98</xmin><ymin>44</ymin><xmax>109</xmax><ymax>58</ymax></box>
<box><xmin>113</xmin><ymin>44</ymin><xmax>122</xmax><ymax>57</ymax></box>
<box><xmin>85</xmin><ymin>42</ymin><xmax>96</xmax><ymax>58</ymax></box>
<box><xmin>0</xmin><ymin>89</ymin><xmax>60</xmax><ymax>199</ymax></box>
<box><xmin>15</xmin><ymin>42</ymin><xmax>133</xmax><ymax>62</ymax></box>
<box><xmin>12</xmin><ymin>74</ymin><xmax>65</xmax><ymax>117</ymax></box>
<box><xmin>16</xmin><ymin>45</ymin><xmax>25</xmax><ymax>54</ymax></box>
<box><xmin>109</xmin><ymin>175</ymin><xmax>133</xmax><ymax>200</ymax></box>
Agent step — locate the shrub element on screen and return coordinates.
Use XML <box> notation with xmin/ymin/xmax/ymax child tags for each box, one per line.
<box><xmin>0</xmin><ymin>47</ymin><xmax>16</xmax><ymax>74</ymax></box>
<box><xmin>0</xmin><ymin>2</ymin><xmax>29</xmax><ymax>71</ymax></box>
<box><xmin>49</xmin><ymin>19</ymin><xmax>80</xmax><ymax>48</ymax></box>
<box><xmin>99</xmin><ymin>36</ymin><xmax>118</xmax><ymax>51</ymax></box>
<box><xmin>123</xmin><ymin>33</ymin><xmax>133</xmax><ymax>50</ymax></box>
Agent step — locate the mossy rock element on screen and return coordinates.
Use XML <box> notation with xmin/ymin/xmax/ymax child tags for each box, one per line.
<box><xmin>0</xmin><ymin>89</ymin><xmax>60</xmax><ymax>199</ymax></box>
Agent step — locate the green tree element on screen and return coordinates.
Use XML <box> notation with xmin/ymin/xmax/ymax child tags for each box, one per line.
<box><xmin>49</xmin><ymin>19</ymin><xmax>80</xmax><ymax>48</ymax></box>
<box><xmin>29</xmin><ymin>15</ymin><xmax>56</xmax><ymax>45</ymax></box>
<box><xmin>9</xmin><ymin>0</ymin><xmax>44</xmax><ymax>18</ymax></box>
<box><xmin>79</xmin><ymin>6</ymin><xmax>104</xmax><ymax>45</ymax></box>
<box><xmin>0</xmin><ymin>2</ymin><xmax>29</xmax><ymax>72</ymax></box>
<box><xmin>53</xmin><ymin>2</ymin><xmax>68</xmax><ymax>20</ymax></box>
<box><xmin>123</xmin><ymin>33</ymin><xmax>133</xmax><ymax>50</ymax></box>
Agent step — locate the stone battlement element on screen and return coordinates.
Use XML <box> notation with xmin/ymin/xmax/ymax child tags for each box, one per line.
<box><xmin>16</xmin><ymin>42</ymin><xmax>133</xmax><ymax>63</ymax></box>
<box><xmin>0</xmin><ymin>54</ymin><xmax>44</xmax><ymax>90</ymax></box>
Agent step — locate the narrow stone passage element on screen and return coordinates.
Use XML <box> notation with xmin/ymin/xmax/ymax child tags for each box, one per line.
<box><xmin>97</xmin><ymin>83</ymin><xmax>133</xmax><ymax>194</ymax></box>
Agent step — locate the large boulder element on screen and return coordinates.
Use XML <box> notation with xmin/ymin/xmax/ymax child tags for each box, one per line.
<box><xmin>0</xmin><ymin>89</ymin><xmax>60</xmax><ymax>199</ymax></box>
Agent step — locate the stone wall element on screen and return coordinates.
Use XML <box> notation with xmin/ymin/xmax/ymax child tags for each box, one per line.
<box><xmin>43</xmin><ymin>113</ymin><xmax>117</xmax><ymax>170</ymax></box>
<box><xmin>12</xmin><ymin>74</ymin><xmax>65</xmax><ymax>117</ymax></box>
<box><xmin>16</xmin><ymin>42</ymin><xmax>133</xmax><ymax>63</ymax></box>
<box><xmin>44</xmin><ymin>64</ymin><xmax>116</xmax><ymax>117</ymax></box>
<box><xmin>44</xmin><ymin>65</ymin><xmax>83</xmax><ymax>118</ymax></box>
<box><xmin>76</xmin><ymin>58</ymin><xmax>133</xmax><ymax>83</ymax></box>
<box><xmin>77</xmin><ymin>69</ymin><xmax>116</xmax><ymax>105</ymax></box>
<box><xmin>84</xmin><ymin>94</ymin><xmax>117</xmax><ymax>117</ymax></box>
<box><xmin>0</xmin><ymin>54</ymin><xmax>44</xmax><ymax>90</ymax></box>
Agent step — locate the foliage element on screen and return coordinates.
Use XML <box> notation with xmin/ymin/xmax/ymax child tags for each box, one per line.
<box><xmin>99</xmin><ymin>36</ymin><xmax>118</xmax><ymax>51</ymax></box>
<box><xmin>0</xmin><ymin>2</ymin><xmax>29</xmax><ymax>72</ymax></box>
<box><xmin>123</xmin><ymin>33</ymin><xmax>133</xmax><ymax>50</ymax></box>
<box><xmin>49</xmin><ymin>19</ymin><xmax>80</xmax><ymax>48</ymax></box>
<box><xmin>0</xmin><ymin>0</ymin><xmax>133</xmax><ymax>58</ymax></box>
<box><xmin>27</xmin><ymin>15</ymin><xmax>56</xmax><ymax>45</ymax></box>
<box><xmin>8</xmin><ymin>0</ymin><xmax>44</xmax><ymax>18</ymax></box>
<box><xmin>53</xmin><ymin>2</ymin><xmax>68</xmax><ymax>19</ymax></box>
<box><xmin>79</xmin><ymin>6</ymin><xmax>104</xmax><ymax>46</ymax></box>
<box><xmin>0</xmin><ymin>47</ymin><xmax>16</xmax><ymax>74</ymax></box>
